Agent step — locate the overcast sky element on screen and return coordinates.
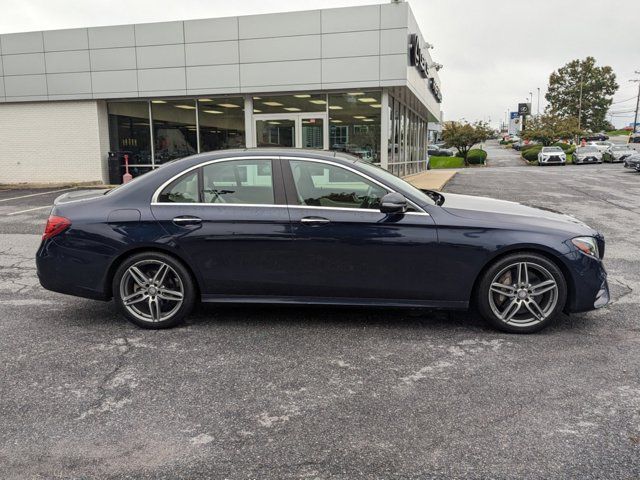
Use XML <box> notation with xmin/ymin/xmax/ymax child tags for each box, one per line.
<box><xmin>1</xmin><ymin>0</ymin><xmax>638</xmax><ymax>128</ymax></box>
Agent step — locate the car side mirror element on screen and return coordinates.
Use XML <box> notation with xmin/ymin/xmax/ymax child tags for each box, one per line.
<box><xmin>380</xmin><ymin>192</ymin><xmax>407</xmax><ymax>214</ymax></box>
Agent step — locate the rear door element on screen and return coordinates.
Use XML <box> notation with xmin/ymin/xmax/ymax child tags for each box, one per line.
<box><xmin>150</xmin><ymin>156</ymin><xmax>294</xmax><ymax>297</ymax></box>
<box><xmin>281</xmin><ymin>157</ymin><xmax>439</xmax><ymax>302</ymax></box>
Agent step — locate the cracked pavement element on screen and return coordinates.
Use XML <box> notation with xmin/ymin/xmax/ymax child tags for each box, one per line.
<box><xmin>0</xmin><ymin>164</ymin><xmax>639</xmax><ymax>479</ymax></box>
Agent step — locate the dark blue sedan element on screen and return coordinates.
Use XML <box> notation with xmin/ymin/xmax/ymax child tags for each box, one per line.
<box><xmin>36</xmin><ymin>149</ymin><xmax>609</xmax><ymax>333</ymax></box>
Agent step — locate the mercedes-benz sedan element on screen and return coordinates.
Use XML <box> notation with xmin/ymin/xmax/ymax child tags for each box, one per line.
<box><xmin>36</xmin><ymin>149</ymin><xmax>609</xmax><ymax>334</ymax></box>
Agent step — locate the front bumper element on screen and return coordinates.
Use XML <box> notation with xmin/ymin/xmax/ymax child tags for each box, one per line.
<box><xmin>540</xmin><ymin>155</ymin><xmax>566</xmax><ymax>164</ymax></box>
<box><xmin>563</xmin><ymin>249</ymin><xmax>609</xmax><ymax>312</ymax></box>
<box><xmin>574</xmin><ymin>156</ymin><xmax>601</xmax><ymax>164</ymax></box>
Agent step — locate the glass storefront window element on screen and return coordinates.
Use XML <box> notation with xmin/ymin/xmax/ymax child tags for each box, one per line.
<box><xmin>328</xmin><ymin>91</ymin><xmax>381</xmax><ymax>163</ymax></box>
<box><xmin>107</xmin><ymin>102</ymin><xmax>152</xmax><ymax>173</ymax></box>
<box><xmin>151</xmin><ymin>99</ymin><xmax>198</xmax><ymax>164</ymax></box>
<box><xmin>253</xmin><ymin>94</ymin><xmax>326</xmax><ymax>114</ymax></box>
<box><xmin>197</xmin><ymin>97</ymin><xmax>245</xmax><ymax>152</ymax></box>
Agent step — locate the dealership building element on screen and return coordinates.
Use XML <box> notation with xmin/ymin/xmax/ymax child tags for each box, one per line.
<box><xmin>0</xmin><ymin>1</ymin><xmax>443</xmax><ymax>184</ymax></box>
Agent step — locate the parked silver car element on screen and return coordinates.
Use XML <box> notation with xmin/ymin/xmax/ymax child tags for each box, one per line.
<box><xmin>537</xmin><ymin>146</ymin><xmax>566</xmax><ymax>165</ymax></box>
<box><xmin>603</xmin><ymin>145</ymin><xmax>636</xmax><ymax>163</ymax></box>
<box><xmin>586</xmin><ymin>141</ymin><xmax>614</xmax><ymax>153</ymax></box>
<box><xmin>623</xmin><ymin>153</ymin><xmax>640</xmax><ymax>171</ymax></box>
<box><xmin>573</xmin><ymin>146</ymin><xmax>603</xmax><ymax>164</ymax></box>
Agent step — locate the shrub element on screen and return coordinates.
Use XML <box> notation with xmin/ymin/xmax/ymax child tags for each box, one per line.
<box><xmin>467</xmin><ymin>149</ymin><xmax>487</xmax><ymax>165</ymax></box>
<box><xmin>521</xmin><ymin>143</ymin><xmax>540</xmax><ymax>152</ymax></box>
<box><xmin>522</xmin><ymin>145</ymin><xmax>542</xmax><ymax>162</ymax></box>
<box><xmin>553</xmin><ymin>142</ymin><xmax>572</xmax><ymax>152</ymax></box>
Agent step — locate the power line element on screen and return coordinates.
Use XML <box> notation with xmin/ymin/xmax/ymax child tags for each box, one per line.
<box><xmin>610</xmin><ymin>95</ymin><xmax>636</xmax><ymax>105</ymax></box>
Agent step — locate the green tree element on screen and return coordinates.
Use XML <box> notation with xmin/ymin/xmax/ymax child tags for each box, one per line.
<box><xmin>545</xmin><ymin>57</ymin><xmax>618</xmax><ymax>132</ymax></box>
<box><xmin>442</xmin><ymin>121</ymin><xmax>492</xmax><ymax>166</ymax></box>
<box><xmin>521</xmin><ymin>114</ymin><xmax>583</xmax><ymax>146</ymax></box>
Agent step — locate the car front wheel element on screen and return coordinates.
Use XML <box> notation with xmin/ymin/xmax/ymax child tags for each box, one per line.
<box><xmin>113</xmin><ymin>252</ymin><xmax>196</xmax><ymax>329</ymax></box>
<box><xmin>476</xmin><ymin>253</ymin><xmax>567</xmax><ymax>333</ymax></box>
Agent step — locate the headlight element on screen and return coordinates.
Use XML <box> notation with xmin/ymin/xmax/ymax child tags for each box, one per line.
<box><xmin>572</xmin><ymin>236</ymin><xmax>599</xmax><ymax>258</ymax></box>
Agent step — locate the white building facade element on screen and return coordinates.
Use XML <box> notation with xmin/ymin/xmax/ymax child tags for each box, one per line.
<box><xmin>0</xmin><ymin>1</ymin><xmax>443</xmax><ymax>184</ymax></box>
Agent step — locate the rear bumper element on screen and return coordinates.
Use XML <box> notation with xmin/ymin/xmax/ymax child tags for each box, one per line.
<box><xmin>36</xmin><ymin>238</ymin><xmax>110</xmax><ymax>301</ymax></box>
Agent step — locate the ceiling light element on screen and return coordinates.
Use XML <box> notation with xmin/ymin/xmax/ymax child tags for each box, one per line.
<box><xmin>370</xmin><ymin>104</ymin><xmax>382</xmax><ymax>108</ymax></box>
<box><xmin>353</xmin><ymin>115</ymin><xmax>366</xmax><ymax>119</ymax></box>
<box><xmin>329</xmin><ymin>105</ymin><xmax>343</xmax><ymax>110</ymax></box>
<box><xmin>175</xmin><ymin>104</ymin><xmax>196</xmax><ymax>109</ymax></box>
<box><xmin>263</xmin><ymin>101</ymin><xmax>283</xmax><ymax>106</ymax></box>
<box><xmin>203</xmin><ymin>109</ymin><xmax>223</xmax><ymax>114</ymax></box>
<box><xmin>347</xmin><ymin>92</ymin><xmax>365</xmax><ymax>96</ymax></box>
<box><xmin>198</xmin><ymin>98</ymin><xmax>213</xmax><ymax>102</ymax></box>
<box><xmin>309</xmin><ymin>99</ymin><xmax>327</xmax><ymax>105</ymax></box>
<box><xmin>331</xmin><ymin>119</ymin><xmax>343</xmax><ymax>123</ymax></box>
<box><xmin>284</xmin><ymin>107</ymin><xmax>301</xmax><ymax>111</ymax></box>
<box><xmin>253</xmin><ymin>109</ymin><xmax>262</xmax><ymax>113</ymax></box>
<box><xmin>294</xmin><ymin>94</ymin><xmax>311</xmax><ymax>98</ymax></box>
<box><xmin>253</xmin><ymin>96</ymin><xmax>262</xmax><ymax>100</ymax></box>
<box><xmin>363</xmin><ymin>119</ymin><xmax>375</xmax><ymax>122</ymax></box>
<box><xmin>357</xmin><ymin>97</ymin><xmax>378</xmax><ymax>103</ymax></box>
<box><xmin>218</xmin><ymin>103</ymin><xmax>240</xmax><ymax>108</ymax></box>
<box><xmin>151</xmin><ymin>100</ymin><xmax>166</xmax><ymax>104</ymax></box>
<box><xmin>268</xmin><ymin>121</ymin><xmax>281</xmax><ymax>125</ymax></box>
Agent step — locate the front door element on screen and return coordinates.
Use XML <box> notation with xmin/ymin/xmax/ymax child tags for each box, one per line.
<box><xmin>254</xmin><ymin>114</ymin><xmax>328</xmax><ymax>150</ymax></box>
<box><xmin>150</xmin><ymin>156</ymin><xmax>294</xmax><ymax>297</ymax></box>
<box><xmin>281</xmin><ymin>157</ymin><xmax>440</xmax><ymax>301</ymax></box>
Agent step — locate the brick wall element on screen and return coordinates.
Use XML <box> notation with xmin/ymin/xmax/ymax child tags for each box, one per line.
<box><xmin>0</xmin><ymin>100</ymin><xmax>107</xmax><ymax>184</ymax></box>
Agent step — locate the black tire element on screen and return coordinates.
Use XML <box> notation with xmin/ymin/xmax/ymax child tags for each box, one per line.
<box><xmin>112</xmin><ymin>251</ymin><xmax>196</xmax><ymax>329</ymax></box>
<box><xmin>476</xmin><ymin>252</ymin><xmax>567</xmax><ymax>334</ymax></box>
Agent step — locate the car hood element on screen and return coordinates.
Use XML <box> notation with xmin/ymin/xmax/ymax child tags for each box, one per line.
<box><xmin>440</xmin><ymin>193</ymin><xmax>595</xmax><ymax>234</ymax></box>
<box><xmin>612</xmin><ymin>149</ymin><xmax>635</xmax><ymax>156</ymax></box>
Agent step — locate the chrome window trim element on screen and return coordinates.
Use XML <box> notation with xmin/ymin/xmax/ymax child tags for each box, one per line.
<box><xmin>151</xmin><ymin>155</ymin><xmax>429</xmax><ymax>215</ymax></box>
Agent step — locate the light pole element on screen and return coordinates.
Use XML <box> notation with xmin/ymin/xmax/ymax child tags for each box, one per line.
<box><xmin>632</xmin><ymin>71</ymin><xmax>640</xmax><ymax>134</ymax></box>
<box><xmin>529</xmin><ymin>91</ymin><xmax>533</xmax><ymax>107</ymax></box>
<box><xmin>537</xmin><ymin>87</ymin><xmax>540</xmax><ymax>115</ymax></box>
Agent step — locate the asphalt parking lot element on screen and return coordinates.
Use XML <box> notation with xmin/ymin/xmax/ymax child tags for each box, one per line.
<box><xmin>1</xmin><ymin>164</ymin><xmax>639</xmax><ymax>479</ymax></box>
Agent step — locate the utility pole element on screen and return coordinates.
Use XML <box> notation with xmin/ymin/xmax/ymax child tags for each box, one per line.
<box><xmin>577</xmin><ymin>69</ymin><xmax>584</xmax><ymax>130</ymax></box>
<box><xmin>537</xmin><ymin>87</ymin><xmax>540</xmax><ymax>115</ymax></box>
<box><xmin>632</xmin><ymin>71</ymin><xmax>640</xmax><ymax>133</ymax></box>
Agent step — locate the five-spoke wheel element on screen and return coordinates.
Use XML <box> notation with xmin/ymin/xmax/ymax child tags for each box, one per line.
<box><xmin>113</xmin><ymin>252</ymin><xmax>195</xmax><ymax>329</ymax></box>
<box><xmin>477</xmin><ymin>253</ymin><xmax>567</xmax><ymax>333</ymax></box>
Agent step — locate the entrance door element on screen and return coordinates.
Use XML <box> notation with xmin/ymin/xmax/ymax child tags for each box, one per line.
<box><xmin>254</xmin><ymin>113</ymin><xmax>328</xmax><ymax>150</ymax></box>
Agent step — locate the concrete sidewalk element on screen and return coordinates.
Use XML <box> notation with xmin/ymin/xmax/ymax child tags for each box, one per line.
<box><xmin>404</xmin><ymin>169</ymin><xmax>457</xmax><ymax>191</ymax></box>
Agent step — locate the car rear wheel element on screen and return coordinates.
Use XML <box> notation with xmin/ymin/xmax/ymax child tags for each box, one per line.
<box><xmin>476</xmin><ymin>253</ymin><xmax>567</xmax><ymax>333</ymax></box>
<box><xmin>113</xmin><ymin>252</ymin><xmax>196</xmax><ymax>329</ymax></box>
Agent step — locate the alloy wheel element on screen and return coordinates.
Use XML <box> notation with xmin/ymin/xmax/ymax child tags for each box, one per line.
<box><xmin>488</xmin><ymin>261</ymin><xmax>558</xmax><ymax>328</ymax></box>
<box><xmin>119</xmin><ymin>259</ymin><xmax>184</xmax><ymax>323</ymax></box>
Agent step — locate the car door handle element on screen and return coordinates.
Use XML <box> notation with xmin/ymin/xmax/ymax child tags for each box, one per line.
<box><xmin>172</xmin><ymin>216</ymin><xmax>202</xmax><ymax>226</ymax></box>
<box><xmin>300</xmin><ymin>216</ymin><xmax>330</xmax><ymax>225</ymax></box>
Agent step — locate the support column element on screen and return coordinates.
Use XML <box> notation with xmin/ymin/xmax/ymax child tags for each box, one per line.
<box><xmin>244</xmin><ymin>95</ymin><xmax>254</xmax><ymax>148</ymax></box>
<box><xmin>380</xmin><ymin>89</ymin><xmax>390</xmax><ymax>170</ymax></box>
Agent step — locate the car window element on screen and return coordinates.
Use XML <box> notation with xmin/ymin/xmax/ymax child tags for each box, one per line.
<box><xmin>289</xmin><ymin>160</ymin><xmax>388</xmax><ymax>210</ymax></box>
<box><xmin>542</xmin><ymin>147</ymin><xmax>562</xmax><ymax>152</ymax></box>
<box><xmin>578</xmin><ymin>147</ymin><xmax>598</xmax><ymax>153</ymax></box>
<box><xmin>202</xmin><ymin>159</ymin><xmax>274</xmax><ymax>205</ymax></box>
<box><xmin>158</xmin><ymin>170</ymin><xmax>199</xmax><ymax>203</ymax></box>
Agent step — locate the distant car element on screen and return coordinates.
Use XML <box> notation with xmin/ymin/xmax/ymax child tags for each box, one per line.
<box><xmin>581</xmin><ymin>133</ymin><xmax>609</xmax><ymax>142</ymax></box>
<box><xmin>602</xmin><ymin>145</ymin><xmax>636</xmax><ymax>163</ymax></box>
<box><xmin>623</xmin><ymin>153</ymin><xmax>640</xmax><ymax>171</ymax></box>
<box><xmin>628</xmin><ymin>133</ymin><xmax>640</xmax><ymax>152</ymax></box>
<box><xmin>513</xmin><ymin>140</ymin><xmax>537</xmax><ymax>151</ymax></box>
<box><xmin>428</xmin><ymin>146</ymin><xmax>454</xmax><ymax>157</ymax></box>
<box><xmin>537</xmin><ymin>146</ymin><xmax>566</xmax><ymax>165</ymax></box>
<box><xmin>586</xmin><ymin>141</ymin><xmax>614</xmax><ymax>153</ymax></box>
<box><xmin>573</xmin><ymin>146</ymin><xmax>603</xmax><ymax>165</ymax></box>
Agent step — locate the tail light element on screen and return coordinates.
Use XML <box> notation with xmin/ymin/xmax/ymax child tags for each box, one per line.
<box><xmin>43</xmin><ymin>215</ymin><xmax>71</xmax><ymax>240</ymax></box>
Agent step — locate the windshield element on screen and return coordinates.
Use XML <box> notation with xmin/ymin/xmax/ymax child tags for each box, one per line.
<box><xmin>542</xmin><ymin>147</ymin><xmax>562</xmax><ymax>152</ymax></box>
<box><xmin>355</xmin><ymin>161</ymin><xmax>437</xmax><ymax>206</ymax></box>
<box><xmin>577</xmin><ymin>146</ymin><xmax>598</xmax><ymax>153</ymax></box>
<box><xmin>612</xmin><ymin>146</ymin><xmax>629</xmax><ymax>151</ymax></box>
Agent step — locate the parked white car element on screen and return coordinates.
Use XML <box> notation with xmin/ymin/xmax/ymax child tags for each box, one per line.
<box><xmin>537</xmin><ymin>146</ymin><xmax>566</xmax><ymax>166</ymax></box>
<box><xmin>603</xmin><ymin>145</ymin><xmax>636</xmax><ymax>163</ymax></box>
<box><xmin>573</xmin><ymin>146</ymin><xmax>603</xmax><ymax>164</ymax></box>
<box><xmin>586</xmin><ymin>141</ymin><xmax>614</xmax><ymax>153</ymax></box>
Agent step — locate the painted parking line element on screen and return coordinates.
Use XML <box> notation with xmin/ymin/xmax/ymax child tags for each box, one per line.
<box><xmin>6</xmin><ymin>205</ymin><xmax>52</xmax><ymax>216</ymax></box>
<box><xmin>0</xmin><ymin>187</ymin><xmax>75</xmax><ymax>203</ymax></box>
